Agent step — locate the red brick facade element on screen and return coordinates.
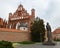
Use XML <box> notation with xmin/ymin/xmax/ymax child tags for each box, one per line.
<box><xmin>0</xmin><ymin>28</ymin><xmax>30</xmax><ymax>42</ymax></box>
<box><xmin>0</xmin><ymin>4</ymin><xmax>35</xmax><ymax>32</ymax></box>
<box><xmin>0</xmin><ymin>18</ymin><xmax>3</xmax><ymax>28</ymax></box>
<box><xmin>0</xmin><ymin>4</ymin><xmax>35</xmax><ymax>42</ymax></box>
<box><xmin>52</xmin><ymin>28</ymin><xmax>60</xmax><ymax>40</ymax></box>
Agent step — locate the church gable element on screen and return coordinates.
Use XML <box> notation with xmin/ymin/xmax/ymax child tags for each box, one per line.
<box><xmin>0</xmin><ymin>4</ymin><xmax>35</xmax><ymax>32</ymax></box>
<box><xmin>9</xmin><ymin>4</ymin><xmax>30</xmax><ymax>21</ymax></box>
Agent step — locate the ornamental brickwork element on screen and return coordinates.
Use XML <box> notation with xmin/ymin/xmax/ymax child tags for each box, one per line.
<box><xmin>0</xmin><ymin>4</ymin><xmax>35</xmax><ymax>32</ymax></box>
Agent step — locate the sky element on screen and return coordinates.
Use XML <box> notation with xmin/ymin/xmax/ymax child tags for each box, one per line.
<box><xmin>0</xmin><ymin>0</ymin><xmax>60</xmax><ymax>31</ymax></box>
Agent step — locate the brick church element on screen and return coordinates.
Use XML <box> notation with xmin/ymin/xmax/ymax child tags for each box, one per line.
<box><xmin>0</xmin><ymin>4</ymin><xmax>35</xmax><ymax>42</ymax></box>
<box><xmin>0</xmin><ymin>4</ymin><xmax>35</xmax><ymax>32</ymax></box>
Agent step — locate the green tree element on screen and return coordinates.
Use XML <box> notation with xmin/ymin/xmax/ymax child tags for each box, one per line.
<box><xmin>30</xmin><ymin>17</ymin><xmax>45</xmax><ymax>42</ymax></box>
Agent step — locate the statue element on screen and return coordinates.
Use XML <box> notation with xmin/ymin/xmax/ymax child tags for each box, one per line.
<box><xmin>46</xmin><ymin>22</ymin><xmax>52</xmax><ymax>42</ymax></box>
<box><xmin>43</xmin><ymin>22</ymin><xmax>56</xmax><ymax>45</ymax></box>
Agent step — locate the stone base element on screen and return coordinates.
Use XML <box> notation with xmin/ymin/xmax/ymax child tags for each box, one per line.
<box><xmin>43</xmin><ymin>41</ymin><xmax>56</xmax><ymax>46</ymax></box>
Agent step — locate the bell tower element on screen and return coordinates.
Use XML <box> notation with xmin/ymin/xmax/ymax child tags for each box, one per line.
<box><xmin>31</xmin><ymin>8</ymin><xmax>35</xmax><ymax>18</ymax></box>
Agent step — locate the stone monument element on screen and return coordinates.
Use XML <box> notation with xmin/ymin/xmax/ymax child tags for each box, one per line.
<box><xmin>43</xmin><ymin>22</ymin><xmax>56</xmax><ymax>45</ymax></box>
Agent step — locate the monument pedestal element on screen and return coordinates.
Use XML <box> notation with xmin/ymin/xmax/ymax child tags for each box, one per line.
<box><xmin>43</xmin><ymin>41</ymin><xmax>56</xmax><ymax>45</ymax></box>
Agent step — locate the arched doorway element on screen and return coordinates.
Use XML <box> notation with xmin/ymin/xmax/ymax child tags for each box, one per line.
<box><xmin>19</xmin><ymin>22</ymin><xmax>28</xmax><ymax>31</ymax></box>
<box><xmin>16</xmin><ymin>22</ymin><xmax>20</xmax><ymax>30</ymax></box>
<box><xmin>9</xmin><ymin>24</ymin><xmax>12</xmax><ymax>29</ymax></box>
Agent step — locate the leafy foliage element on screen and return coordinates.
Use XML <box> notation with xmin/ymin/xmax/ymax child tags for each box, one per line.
<box><xmin>54</xmin><ymin>38</ymin><xmax>60</xmax><ymax>41</ymax></box>
<box><xmin>0</xmin><ymin>40</ymin><xmax>14</xmax><ymax>48</ymax></box>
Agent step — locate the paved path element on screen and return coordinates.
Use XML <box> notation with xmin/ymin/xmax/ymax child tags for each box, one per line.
<box><xmin>15</xmin><ymin>42</ymin><xmax>60</xmax><ymax>48</ymax></box>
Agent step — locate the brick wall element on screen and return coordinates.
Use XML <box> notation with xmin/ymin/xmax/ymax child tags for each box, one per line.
<box><xmin>0</xmin><ymin>31</ymin><xmax>30</xmax><ymax>42</ymax></box>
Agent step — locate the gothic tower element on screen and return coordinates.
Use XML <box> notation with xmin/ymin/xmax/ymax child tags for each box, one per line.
<box><xmin>31</xmin><ymin>8</ymin><xmax>35</xmax><ymax>18</ymax></box>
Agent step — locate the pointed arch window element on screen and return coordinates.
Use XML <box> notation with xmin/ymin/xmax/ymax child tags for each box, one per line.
<box><xmin>16</xmin><ymin>22</ymin><xmax>20</xmax><ymax>29</ymax></box>
<box><xmin>9</xmin><ymin>24</ymin><xmax>12</xmax><ymax>29</ymax></box>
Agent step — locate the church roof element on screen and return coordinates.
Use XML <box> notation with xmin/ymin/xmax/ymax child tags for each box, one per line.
<box><xmin>18</xmin><ymin>4</ymin><xmax>23</xmax><ymax>7</ymax></box>
<box><xmin>53</xmin><ymin>27</ymin><xmax>60</xmax><ymax>34</ymax></box>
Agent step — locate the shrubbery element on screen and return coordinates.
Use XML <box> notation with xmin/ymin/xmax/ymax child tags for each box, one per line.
<box><xmin>54</xmin><ymin>38</ymin><xmax>60</xmax><ymax>41</ymax></box>
<box><xmin>0</xmin><ymin>40</ymin><xmax>14</xmax><ymax>48</ymax></box>
<box><xmin>17</xmin><ymin>41</ymin><xmax>35</xmax><ymax>44</ymax></box>
<box><xmin>30</xmin><ymin>17</ymin><xmax>45</xmax><ymax>42</ymax></box>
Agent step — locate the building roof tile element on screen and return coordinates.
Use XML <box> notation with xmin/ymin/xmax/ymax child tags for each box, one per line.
<box><xmin>53</xmin><ymin>27</ymin><xmax>60</xmax><ymax>34</ymax></box>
